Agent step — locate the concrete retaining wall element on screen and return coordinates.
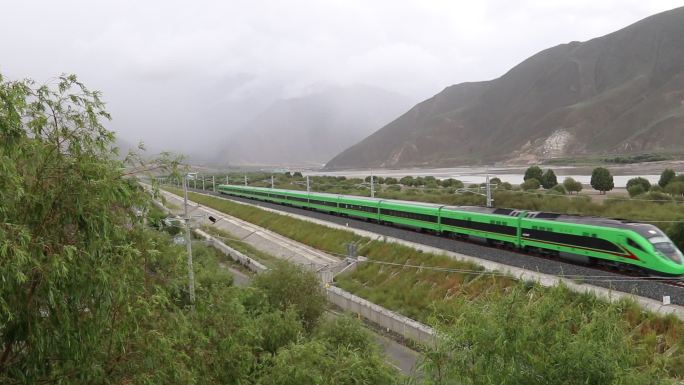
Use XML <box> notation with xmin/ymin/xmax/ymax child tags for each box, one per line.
<box><xmin>326</xmin><ymin>286</ymin><xmax>436</xmax><ymax>346</ymax></box>
<box><xmin>196</xmin><ymin>228</ymin><xmax>436</xmax><ymax>346</ymax></box>
<box><xmin>194</xmin><ymin>229</ymin><xmax>267</xmax><ymax>273</ymax></box>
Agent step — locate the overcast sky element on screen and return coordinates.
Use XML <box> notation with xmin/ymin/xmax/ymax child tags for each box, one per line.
<box><xmin>1</xmin><ymin>0</ymin><xmax>683</xmax><ymax>153</ymax></box>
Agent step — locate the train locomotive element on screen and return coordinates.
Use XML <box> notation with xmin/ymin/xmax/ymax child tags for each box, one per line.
<box><xmin>217</xmin><ymin>184</ymin><xmax>684</xmax><ymax>276</ymax></box>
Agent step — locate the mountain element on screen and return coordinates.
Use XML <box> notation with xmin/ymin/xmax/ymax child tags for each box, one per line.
<box><xmin>326</xmin><ymin>7</ymin><xmax>684</xmax><ymax>169</ymax></box>
<box><xmin>220</xmin><ymin>85</ymin><xmax>412</xmax><ymax>166</ymax></box>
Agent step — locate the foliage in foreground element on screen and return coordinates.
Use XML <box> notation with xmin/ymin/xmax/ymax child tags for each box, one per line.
<box><xmin>0</xmin><ymin>73</ymin><xmax>396</xmax><ymax>384</ymax></box>
<box><xmin>418</xmin><ymin>285</ymin><xmax>677</xmax><ymax>385</ymax></box>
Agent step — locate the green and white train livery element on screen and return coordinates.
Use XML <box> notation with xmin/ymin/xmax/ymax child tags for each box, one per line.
<box><xmin>217</xmin><ymin>184</ymin><xmax>684</xmax><ymax>276</ymax></box>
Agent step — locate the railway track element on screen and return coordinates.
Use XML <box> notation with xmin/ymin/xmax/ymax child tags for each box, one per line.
<box><xmin>184</xmin><ymin>187</ymin><xmax>684</xmax><ymax>305</ymax></box>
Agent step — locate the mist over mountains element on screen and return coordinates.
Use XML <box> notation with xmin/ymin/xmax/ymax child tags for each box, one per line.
<box><xmin>326</xmin><ymin>6</ymin><xmax>684</xmax><ymax>169</ymax></box>
<box><xmin>217</xmin><ymin>85</ymin><xmax>412</xmax><ymax>166</ymax></box>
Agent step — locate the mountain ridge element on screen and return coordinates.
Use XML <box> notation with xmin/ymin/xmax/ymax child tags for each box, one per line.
<box><xmin>325</xmin><ymin>6</ymin><xmax>684</xmax><ymax>170</ymax></box>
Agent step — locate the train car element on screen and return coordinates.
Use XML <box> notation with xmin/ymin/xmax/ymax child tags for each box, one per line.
<box><xmin>440</xmin><ymin>206</ymin><xmax>520</xmax><ymax>246</ymax></box>
<box><xmin>216</xmin><ymin>184</ymin><xmax>684</xmax><ymax>276</ymax></box>
<box><xmin>378</xmin><ymin>199</ymin><xmax>441</xmax><ymax>232</ymax></box>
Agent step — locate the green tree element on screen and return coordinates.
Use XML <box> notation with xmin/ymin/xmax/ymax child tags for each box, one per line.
<box><xmin>541</xmin><ymin>169</ymin><xmax>558</xmax><ymax>189</ymax></box>
<box><xmin>292</xmin><ymin>171</ymin><xmax>303</xmax><ymax>178</ymax></box>
<box><xmin>524</xmin><ymin>166</ymin><xmax>543</xmax><ymax>182</ymax></box>
<box><xmin>521</xmin><ymin>178</ymin><xmax>541</xmax><ymax>190</ymax></box>
<box><xmin>590</xmin><ymin>167</ymin><xmax>614</xmax><ymax>194</ymax></box>
<box><xmin>252</xmin><ymin>261</ymin><xmax>326</xmax><ymax>330</ymax></box>
<box><xmin>489</xmin><ymin>177</ymin><xmax>502</xmax><ymax>186</ymax></box>
<box><xmin>384</xmin><ymin>177</ymin><xmax>398</xmax><ymax>185</ymax></box>
<box><xmin>0</xmin><ymin>74</ymin><xmax>185</xmax><ymax>383</ymax></box>
<box><xmin>659</xmin><ymin>169</ymin><xmax>676</xmax><ymax>188</ymax></box>
<box><xmin>563</xmin><ymin>177</ymin><xmax>583</xmax><ymax>194</ymax></box>
<box><xmin>626</xmin><ymin>177</ymin><xmax>651</xmax><ymax>192</ymax></box>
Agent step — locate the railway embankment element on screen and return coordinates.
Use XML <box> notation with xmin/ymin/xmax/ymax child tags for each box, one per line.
<box><xmin>162</xmin><ymin>187</ymin><xmax>684</xmax><ymax>379</ymax></box>
<box><xmin>178</xmin><ymin>187</ymin><xmax>684</xmax><ymax>314</ymax></box>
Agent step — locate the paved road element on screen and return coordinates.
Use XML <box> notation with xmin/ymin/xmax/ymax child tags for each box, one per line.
<box><xmin>161</xmin><ymin>190</ymin><xmax>340</xmax><ymax>269</ymax></box>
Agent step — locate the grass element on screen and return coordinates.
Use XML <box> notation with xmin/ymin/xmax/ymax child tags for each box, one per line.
<box><xmin>165</xmin><ymin>187</ymin><xmax>363</xmax><ymax>256</ymax></box>
<box><xmin>200</xmin><ymin>224</ymin><xmax>281</xmax><ymax>268</ymax></box>
<box><xmin>164</xmin><ymin>187</ymin><xmax>684</xmax><ymax>380</ymax></box>
<box><xmin>337</xmin><ymin>247</ymin><xmax>684</xmax><ymax>378</ymax></box>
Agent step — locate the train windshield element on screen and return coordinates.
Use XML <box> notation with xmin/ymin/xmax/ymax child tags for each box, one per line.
<box><xmin>649</xmin><ymin>236</ymin><xmax>683</xmax><ymax>264</ymax></box>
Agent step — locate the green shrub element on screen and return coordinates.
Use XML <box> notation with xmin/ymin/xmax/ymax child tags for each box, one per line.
<box><xmin>627</xmin><ymin>185</ymin><xmax>646</xmax><ymax>198</ymax></box>
<box><xmin>252</xmin><ymin>261</ymin><xmax>326</xmax><ymax>330</ymax></box>
<box><xmin>666</xmin><ymin>182</ymin><xmax>684</xmax><ymax>196</ymax></box>
<box><xmin>667</xmin><ymin>222</ymin><xmax>684</xmax><ymax>252</ymax></box>
<box><xmin>563</xmin><ymin>177</ymin><xmax>583</xmax><ymax>194</ymax></box>
<box><xmin>626</xmin><ymin>177</ymin><xmax>651</xmax><ymax>192</ymax></box>
<box><xmin>548</xmin><ymin>184</ymin><xmax>567</xmax><ymax>195</ymax></box>
<box><xmin>399</xmin><ymin>176</ymin><xmax>414</xmax><ymax>185</ymax></box>
<box><xmin>522</xmin><ymin>178</ymin><xmax>541</xmax><ymax>190</ymax></box>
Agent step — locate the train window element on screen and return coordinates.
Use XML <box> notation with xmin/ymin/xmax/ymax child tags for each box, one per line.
<box><xmin>525</xmin><ymin>229</ymin><xmax>622</xmax><ymax>253</ymax></box>
<box><xmin>380</xmin><ymin>209</ymin><xmax>437</xmax><ymax>223</ymax></box>
<box><xmin>627</xmin><ymin>238</ymin><xmax>645</xmax><ymax>252</ymax></box>
<box><xmin>441</xmin><ymin>217</ymin><xmax>517</xmax><ymax>235</ymax></box>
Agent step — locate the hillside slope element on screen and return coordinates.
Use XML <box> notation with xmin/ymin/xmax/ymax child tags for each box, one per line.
<box><xmin>326</xmin><ymin>6</ymin><xmax>684</xmax><ymax>169</ymax></box>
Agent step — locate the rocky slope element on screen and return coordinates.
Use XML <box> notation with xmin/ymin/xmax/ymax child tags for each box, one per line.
<box><xmin>326</xmin><ymin>6</ymin><xmax>684</xmax><ymax>169</ymax></box>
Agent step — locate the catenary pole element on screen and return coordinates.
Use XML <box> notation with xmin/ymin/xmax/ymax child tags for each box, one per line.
<box><xmin>370</xmin><ymin>169</ymin><xmax>375</xmax><ymax>198</ymax></box>
<box><xmin>183</xmin><ymin>175</ymin><xmax>196</xmax><ymax>307</ymax></box>
<box><xmin>486</xmin><ymin>173</ymin><xmax>493</xmax><ymax>208</ymax></box>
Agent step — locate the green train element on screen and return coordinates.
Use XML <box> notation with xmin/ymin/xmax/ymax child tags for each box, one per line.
<box><xmin>217</xmin><ymin>184</ymin><xmax>684</xmax><ymax>276</ymax></box>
